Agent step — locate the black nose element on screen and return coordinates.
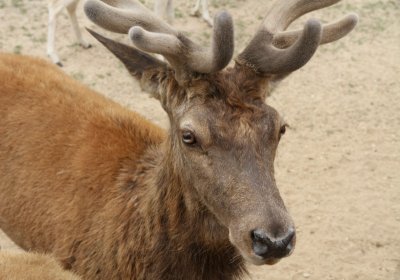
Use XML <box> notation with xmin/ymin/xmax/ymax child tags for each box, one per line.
<box><xmin>251</xmin><ymin>228</ymin><xmax>295</xmax><ymax>259</ymax></box>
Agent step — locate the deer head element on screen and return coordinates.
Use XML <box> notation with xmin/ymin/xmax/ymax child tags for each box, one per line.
<box><xmin>84</xmin><ymin>0</ymin><xmax>357</xmax><ymax>265</ymax></box>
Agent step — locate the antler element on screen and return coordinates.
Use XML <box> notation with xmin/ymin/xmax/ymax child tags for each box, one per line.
<box><xmin>236</xmin><ymin>0</ymin><xmax>358</xmax><ymax>75</ymax></box>
<box><xmin>84</xmin><ymin>0</ymin><xmax>234</xmax><ymax>81</ymax></box>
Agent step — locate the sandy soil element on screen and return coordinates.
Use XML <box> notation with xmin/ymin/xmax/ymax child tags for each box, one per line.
<box><xmin>0</xmin><ymin>0</ymin><xmax>399</xmax><ymax>279</ymax></box>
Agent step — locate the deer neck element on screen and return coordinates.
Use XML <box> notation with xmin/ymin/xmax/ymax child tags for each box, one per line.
<box><xmin>117</xmin><ymin>140</ymin><xmax>246</xmax><ymax>279</ymax></box>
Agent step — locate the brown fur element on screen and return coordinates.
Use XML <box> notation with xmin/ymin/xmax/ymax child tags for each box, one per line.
<box><xmin>0</xmin><ymin>50</ymin><xmax>294</xmax><ymax>280</ymax></box>
<box><xmin>0</xmin><ymin>0</ymin><xmax>357</xmax><ymax>276</ymax></box>
<box><xmin>0</xmin><ymin>250</ymin><xmax>80</xmax><ymax>280</ymax></box>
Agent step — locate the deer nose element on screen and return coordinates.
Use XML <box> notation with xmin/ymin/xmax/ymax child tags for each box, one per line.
<box><xmin>251</xmin><ymin>228</ymin><xmax>295</xmax><ymax>259</ymax></box>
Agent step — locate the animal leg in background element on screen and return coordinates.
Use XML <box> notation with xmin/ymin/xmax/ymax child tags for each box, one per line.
<box><xmin>47</xmin><ymin>0</ymin><xmax>91</xmax><ymax>66</ymax></box>
<box><xmin>154</xmin><ymin>0</ymin><xmax>174</xmax><ymax>24</ymax></box>
<box><xmin>154</xmin><ymin>0</ymin><xmax>212</xmax><ymax>26</ymax></box>
<box><xmin>66</xmin><ymin>1</ymin><xmax>91</xmax><ymax>49</ymax></box>
<box><xmin>190</xmin><ymin>0</ymin><xmax>213</xmax><ymax>26</ymax></box>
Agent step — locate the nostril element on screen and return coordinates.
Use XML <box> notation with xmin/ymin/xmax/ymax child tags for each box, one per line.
<box><xmin>251</xmin><ymin>229</ymin><xmax>267</xmax><ymax>242</ymax></box>
<box><xmin>284</xmin><ymin>229</ymin><xmax>296</xmax><ymax>254</ymax></box>
<box><xmin>274</xmin><ymin>228</ymin><xmax>296</xmax><ymax>255</ymax></box>
<box><xmin>282</xmin><ymin>228</ymin><xmax>295</xmax><ymax>244</ymax></box>
<box><xmin>250</xmin><ymin>228</ymin><xmax>296</xmax><ymax>258</ymax></box>
<box><xmin>252</xmin><ymin>241</ymin><xmax>269</xmax><ymax>256</ymax></box>
<box><xmin>251</xmin><ymin>229</ymin><xmax>272</xmax><ymax>257</ymax></box>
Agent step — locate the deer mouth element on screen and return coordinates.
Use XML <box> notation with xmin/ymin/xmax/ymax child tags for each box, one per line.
<box><xmin>265</xmin><ymin>258</ymin><xmax>281</xmax><ymax>265</ymax></box>
<box><xmin>241</xmin><ymin>254</ymin><xmax>282</xmax><ymax>266</ymax></box>
<box><xmin>241</xmin><ymin>252</ymin><xmax>285</xmax><ymax>266</ymax></box>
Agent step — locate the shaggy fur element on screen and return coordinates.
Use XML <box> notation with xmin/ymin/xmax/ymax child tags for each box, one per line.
<box><xmin>0</xmin><ymin>250</ymin><xmax>80</xmax><ymax>280</ymax></box>
<box><xmin>0</xmin><ymin>0</ymin><xmax>357</xmax><ymax>276</ymax></box>
<box><xmin>0</xmin><ymin>53</ymin><xmax>261</xmax><ymax>279</ymax></box>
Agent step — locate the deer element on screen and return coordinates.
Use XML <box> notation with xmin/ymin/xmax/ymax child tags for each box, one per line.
<box><xmin>155</xmin><ymin>0</ymin><xmax>213</xmax><ymax>26</ymax></box>
<box><xmin>47</xmin><ymin>0</ymin><xmax>91</xmax><ymax>66</ymax></box>
<box><xmin>0</xmin><ymin>0</ymin><xmax>357</xmax><ymax>279</ymax></box>
<box><xmin>0</xmin><ymin>250</ymin><xmax>80</xmax><ymax>280</ymax></box>
<box><xmin>47</xmin><ymin>0</ymin><xmax>211</xmax><ymax>67</ymax></box>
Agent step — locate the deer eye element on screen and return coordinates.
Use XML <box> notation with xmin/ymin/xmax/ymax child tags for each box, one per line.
<box><xmin>182</xmin><ymin>131</ymin><xmax>196</xmax><ymax>145</ymax></box>
<box><xmin>279</xmin><ymin>125</ymin><xmax>287</xmax><ymax>135</ymax></box>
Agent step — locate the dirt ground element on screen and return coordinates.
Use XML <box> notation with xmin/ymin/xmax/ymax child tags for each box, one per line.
<box><xmin>0</xmin><ymin>0</ymin><xmax>399</xmax><ymax>279</ymax></box>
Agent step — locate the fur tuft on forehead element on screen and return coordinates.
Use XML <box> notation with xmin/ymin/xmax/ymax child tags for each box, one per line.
<box><xmin>193</xmin><ymin>67</ymin><xmax>270</xmax><ymax>113</ymax></box>
<box><xmin>160</xmin><ymin>63</ymin><xmax>273</xmax><ymax>120</ymax></box>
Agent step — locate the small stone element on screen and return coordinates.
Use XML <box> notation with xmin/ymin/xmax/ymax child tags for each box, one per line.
<box><xmin>303</xmin><ymin>272</ymin><xmax>311</xmax><ymax>278</ymax></box>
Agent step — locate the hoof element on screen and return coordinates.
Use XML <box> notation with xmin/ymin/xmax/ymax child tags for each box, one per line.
<box><xmin>204</xmin><ymin>19</ymin><xmax>213</xmax><ymax>27</ymax></box>
<box><xmin>81</xmin><ymin>43</ymin><xmax>92</xmax><ymax>49</ymax></box>
<box><xmin>56</xmin><ymin>61</ymin><xmax>63</xmax><ymax>67</ymax></box>
<box><xmin>203</xmin><ymin>16</ymin><xmax>213</xmax><ymax>27</ymax></box>
<box><xmin>190</xmin><ymin>9</ymin><xmax>201</xmax><ymax>17</ymax></box>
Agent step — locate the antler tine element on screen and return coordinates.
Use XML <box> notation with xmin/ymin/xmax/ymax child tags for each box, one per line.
<box><xmin>85</xmin><ymin>0</ymin><xmax>234</xmax><ymax>80</ymax></box>
<box><xmin>237</xmin><ymin>0</ymin><xmax>358</xmax><ymax>75</ymax></box>
<box><xmin>238</xmin><ymin>18</ymin><xmax>322</xmax><ymax>74</ymax></box>
<box><xmin>273</xmin><ymin>13</ymin><xmax>359</xmax><ymax>49</ymax></box>
<box><xmin>84</xmin><ymin>0</ymin><xmax>175</xmax><ymax>34</ymax></box>
<box><xmin>261</xmin><ymin>0</ymin><xmax>341</xmax><ymax>33</ymax></box>
<box><xmin>129</xmin><ymin>11</ymin><xmax>234</xmax><ymax>74</ymax></box>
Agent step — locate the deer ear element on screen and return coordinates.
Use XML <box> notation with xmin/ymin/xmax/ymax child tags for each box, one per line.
<box><xmin>86</xmin><ymin>28</ymin><xmax>167</xmax><ymax>99</ymax></box>
<box><xmin>266</xmin><ymin>73</ymin><xmax>291</xmax><ymax>96</ymax></box>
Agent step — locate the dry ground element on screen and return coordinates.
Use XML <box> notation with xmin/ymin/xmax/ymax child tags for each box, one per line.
<box><xmin>0</xmin><ymin>0</ymin><xmax>399</xmax><ymax>279</ymax></box>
